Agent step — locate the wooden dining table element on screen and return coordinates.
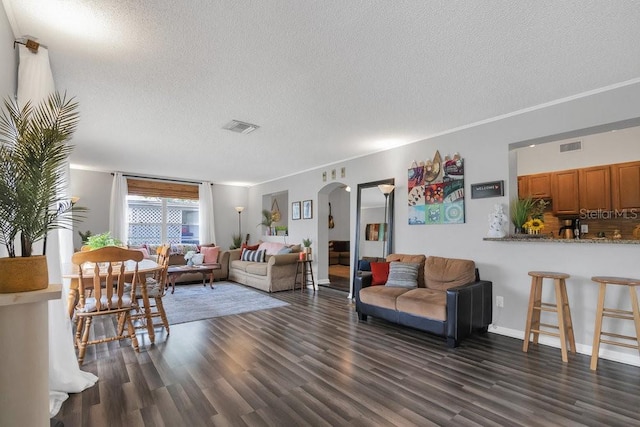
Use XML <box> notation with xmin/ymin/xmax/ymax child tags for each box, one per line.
<box><xmin>62</xmin><ymin>258</ymin><xmax>162</xmax><ymax>344</ymax></box>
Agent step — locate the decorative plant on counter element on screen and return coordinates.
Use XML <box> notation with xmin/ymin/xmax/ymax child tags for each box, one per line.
<box><xmin>523</xmin><ymin>199</ymin><xmax>549</xmax><ymax>235</ymax></box>
<box><xmin>0</xmin><ymin>92</ymin><xmax>83</xmax><ymax>257</ymax></box>
<box><xmin>84</xmin><ymin>231</ymin><xmax>122</xmax><ymax>250</ymax></box>
<box><xmin>510</xmin><ymin>197</ymin><xmax>535</xmax><ymax>234</ymax></box>
<box><xmin>258</xmin><ymin>209</ymin><xmax>273</xmax><ymax>234</ymax></box>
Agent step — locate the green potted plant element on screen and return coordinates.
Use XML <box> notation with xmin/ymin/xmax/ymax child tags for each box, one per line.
<box><xmin>510</xmin><ymin>197</ymin><xmax>535</xmax><ymax>235</ymax></box>
<box><xmin>230</xmin><ymin>234</ymin><xmax>242</xmax><ymax>249</ymax></box>
<box><xmin>85</xmin><ymin>231</ymin><xmax>123</xmax><ymax>250</ymax></box>
<box><xmin>302</xmin><ymin>237</ymin><xmax>312</xmax><ymax>257</ymax></box>
<box><xmin>258</xmin><ymin>209</ymin><xmax>273</xmax><ymax>235</ymax></box>
<box><xmin>78</xmin><ymin>229</ymin><xmax>93</xmax><ymax>245</ymax></box>
<box><xmin>0</xmin><ymin>92</ymin><xmax>84</xmax><ymax>293</ymax></box>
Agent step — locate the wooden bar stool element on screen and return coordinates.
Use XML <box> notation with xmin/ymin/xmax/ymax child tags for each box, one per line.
<box><xmin>523</xmin><ymin>271</ymin><xmax>576</xmax><ymax>362</ymax></box>
<box><xmin>590</xmin><ymin>276</ymin><xmax>640</xmax><ymax>371</ymax></box>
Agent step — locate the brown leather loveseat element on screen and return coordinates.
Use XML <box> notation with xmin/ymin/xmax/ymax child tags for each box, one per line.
<box><xmin>354</xmin><ymin>254</ymin><xmax>492</xmax><ymax>347</ymax></box>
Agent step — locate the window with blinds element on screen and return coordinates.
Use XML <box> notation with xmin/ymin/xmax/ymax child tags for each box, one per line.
<box><xmin>126</xmin><ymin>178</ymin><xmax>200</xmax><ymax>246</ymax></box>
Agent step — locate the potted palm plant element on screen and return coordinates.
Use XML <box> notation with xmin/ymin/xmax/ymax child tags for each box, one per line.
<box><xmin>258</xmin><ymin>209</ymin><xmax>273</xmax><ymax>235</ymax></box>
<box><xmin>0</xmin><ymin>92</ymin><xmax>83</xmax><ymax>293</ymax></box>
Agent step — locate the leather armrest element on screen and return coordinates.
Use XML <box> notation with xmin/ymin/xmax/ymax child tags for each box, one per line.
<box><xmin>446</xmin><ymin>280</ymin><xmax>493</xmax><ymax>344</ymax></box>
<box><xmin>354</xmin><ymin>272</ymin><xmax>372</xmax><ymax>304</ymax></box>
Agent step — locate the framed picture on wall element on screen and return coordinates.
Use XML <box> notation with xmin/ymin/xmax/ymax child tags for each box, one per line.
<box><xmin>292</xmin><ymin>201</ymin><xmax>301</xmax><ymax>220</ymax></box>
<box><xmin>302</xmin><ymin>200</ymin><xmax>313</xmax><ymax>219</ymax></box>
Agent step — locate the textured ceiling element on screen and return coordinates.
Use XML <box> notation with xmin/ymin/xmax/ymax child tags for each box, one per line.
<box><xmin>3</xmin><ymin>1</ymin><xmax>640</xmax><ymax>185</ymax></box>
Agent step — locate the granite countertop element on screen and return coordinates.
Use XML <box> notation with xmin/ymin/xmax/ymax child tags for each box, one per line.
<box><xmin>483</xmin><ymin>236</ymin><xmax>640</xmax><ymax>244</ymax></box>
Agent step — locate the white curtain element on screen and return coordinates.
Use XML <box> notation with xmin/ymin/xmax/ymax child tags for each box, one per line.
<box><xmin>109</xmin><ymin>173</ymin><xmax>129</xmax><ymax>244</ymax></box>
<box><xmin>15</xmin><ymin>44</ymin><xmax>97</xmax><ymax>417</ymax></box>
<box><xmin>199</xmin><ymin>182</ymin><xmax>217</xmax><ymax>244</ymax></box>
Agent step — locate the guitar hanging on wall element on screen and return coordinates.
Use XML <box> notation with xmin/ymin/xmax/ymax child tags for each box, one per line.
<box><xmin>328</xmin><ymin>203</ymin><xmax>335</xmax><ymax>229</ymax></box>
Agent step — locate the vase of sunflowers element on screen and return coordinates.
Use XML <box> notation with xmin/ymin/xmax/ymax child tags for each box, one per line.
<box><xmin>511</xmin><ymin>198</ymin><xmax>549</xmax><ymax>236</ymax></box>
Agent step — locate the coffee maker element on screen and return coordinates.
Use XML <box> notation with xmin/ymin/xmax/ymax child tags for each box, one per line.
<box><xmin>558</xmin><ymin>219</ymin><xmax>575</xmax><ymax>239</ymax></box>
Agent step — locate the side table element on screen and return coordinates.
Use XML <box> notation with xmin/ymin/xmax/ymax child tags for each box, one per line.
<box><xmin>293</xmin><ymin>260</ymin><xmax>315</xmax><ymax>293</ymax></box>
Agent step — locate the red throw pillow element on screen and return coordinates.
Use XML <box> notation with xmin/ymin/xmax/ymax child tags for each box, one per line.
<box><xmin>200</xmin><ymin>246</ymin><xmax>220</xmax><ymax>263</ymax></box>
<box><xmin>241</xmin><ymin>242</ymin><xmax>260</xmax><ymax>251</ymax></box>
<box><xmin>370</xmin><ymin>262</ymin><xmax>390</xmax><ymax>286</ymax></box>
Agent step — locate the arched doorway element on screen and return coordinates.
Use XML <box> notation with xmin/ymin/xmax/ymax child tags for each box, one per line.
<box><xmin>316</xmin><ymin>182</ymin><xmax>351</xmax><ymax>293</ymax></box>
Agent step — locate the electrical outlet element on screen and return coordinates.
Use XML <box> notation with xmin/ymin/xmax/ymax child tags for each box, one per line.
<box><xmin>496</xmin><ymin>296</ymin><xmax>504</xmax><ymax>308</ymax></box>
<box><xmin>581</xmin><ymin>224</ymin><xmax>589</xmax><ymax>233</ymax></box>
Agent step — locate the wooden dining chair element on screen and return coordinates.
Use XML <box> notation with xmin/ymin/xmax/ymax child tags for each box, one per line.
<box><xmin>130</xmin><ymin>244</ymin><xmax>171</xmax><ymax>334</ymax></box>
<box><xmin>71</xmin><ymin>246</ymin><xmax>144</xmax><ymax>365</ymax></box>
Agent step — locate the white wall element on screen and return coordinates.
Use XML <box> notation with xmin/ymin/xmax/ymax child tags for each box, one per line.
<box><xmin>69</xmin><ymin>169</ymin><xmax>112</xmax><ymax>249</ymax></box>
<box><xmin>250</xmin><ymin>80</ymin><xmax>640</xmax><ymax>366</ymax></box>
<box><xmin>212</xmin><ymin>184</ymin><xmax>249</xmax><ymax>249</ymax></box>
<box><xmin>0</xmin><ymin>5</ymin><xmax>16</xmax><ymax>107</ymax></box>
<box><xmin>69</xmin><ymin>168</ymin><xmax>249</xmax><ymax>251</ymax></box>
<box><xmin>517</xmin><ymin>125</ymin><xmax>640</xmax><ymax>174</ymax></box>
<box><xmin>328</xmin><ymin>187</ymin><xmax>350</xmax><ymax>241</ymax></box>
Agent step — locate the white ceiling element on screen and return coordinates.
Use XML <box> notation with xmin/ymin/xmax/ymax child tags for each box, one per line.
<box><xmin>3</xmin><ymin>1</ymin><xmax>640</xmax><ymax>186</ymax></box>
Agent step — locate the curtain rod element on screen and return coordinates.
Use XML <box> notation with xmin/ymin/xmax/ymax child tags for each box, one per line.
<box><xmin>13</xmin><ymin>38</ymin><xmax>47</xmax><ymax>52</ymax></box>
<box><xmin>111</xmin><ymin>172</ymin><xmax>205</xmax><ymax>186</ymax></box>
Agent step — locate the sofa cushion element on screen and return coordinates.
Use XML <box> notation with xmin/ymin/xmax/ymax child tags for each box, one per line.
<box><xmin>338</xmin><ymin>252</ymin><xmax>350</xmax><ymax>266</ymax></box>
<box><xmin>396</xmin><ymin>288</ymin><xmax>447</xmax><ymax>321</ymax></box>
<box><xmin>241</xmin><ymin>242</ymin><xmax>260</xmax><ymax>251</ymax></box>
<box><xmin>192</xmin><ymin>253</ymin><xmax>204</xmax><ymax>265</ymax></box>
<box><xmin>201</xmin><ymin>245</ymin><xmax>220</xmax><ymax>263</ymax></box>
<box><xmin>370</xmin><ymin>262</ymin><xmax>390</xmax><ymax>286</ymax></box>
<box><xmin>258</xmin><ymin>241</ymin><xmax>288</xmax><ymax>255</ymax></box>
<box><xmin>329</xmin><ymin>252</ymin><xmax>340</xmax><ymax>265</ymax></box>
<box><xmin>359</xmin><ymin>286</ymin><xmax>410</xmax><ymax>310</ymax></box>
<box><xmin>131</xmin><ymin>247</ymin><xmax>150</xmax><ymax>259</ymax></box>
<box><xmin>245</xmin><ymin>262</ymin><xmax>268</xmax><ymax>276</ymax></box>
<box><xmin>230</xmin><ymin>260</ymin><xmax>253</xmax><ymax>272</ymax></box>
<box><xmin>424</xmin><ymin>256</ymin><xmax>476</xmax><ymax>291</ymax></box>
<box><xmin>358</xmin><ymin>259</ymin><xmax>371</xmax><ymax>271</ymax></box>
<box><xmin>288</xmin><ymin>244</ymin><xmax>302</xmax><ymax>253</ymax></box>
<box><xmin>241</xmin><ymin>249</ymin><xmax>265</xmax><ymax>262</ymax></box>
<box><xmin>386</xmin><ymin>254</ymin><xmax>426</xmax><ymax>287</ymax></box>
<box><xmin>385</xmin><ymin>262</ymin><xmax>420</xmax><ymax>288</ymax></box>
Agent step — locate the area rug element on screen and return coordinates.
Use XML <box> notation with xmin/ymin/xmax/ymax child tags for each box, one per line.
<box><xmin>162</xmin><ymin>282</ymin><xmax>289</xmax><ymax>325</ymax></box>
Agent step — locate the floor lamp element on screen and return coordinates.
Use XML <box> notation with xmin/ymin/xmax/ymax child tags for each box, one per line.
<box><xmin>378</xmin><ymin>184</ymin><xmax>395</xmax><ymax>258</ymax></box>
<box><xmin>235</xmin><ymin>206</ymin><xmax>244</xmax><ymax>243</ymax></box>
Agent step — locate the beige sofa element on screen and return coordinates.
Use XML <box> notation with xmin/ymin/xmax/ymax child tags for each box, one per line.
<box><xmin>228</xmin><ymin>243</ymin><xmax>302</xmax><ymax>292</ymax></box>
<box><xmin>166</xmin><ymin>251</ymin><xmax>230</xmax><ymax>283</ymax></box>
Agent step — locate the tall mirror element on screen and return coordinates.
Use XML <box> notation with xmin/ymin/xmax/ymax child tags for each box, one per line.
<box><xmin>352</xmin><ymin>178</ymin><xmax>395</xmax><ymax>295</ymax></box>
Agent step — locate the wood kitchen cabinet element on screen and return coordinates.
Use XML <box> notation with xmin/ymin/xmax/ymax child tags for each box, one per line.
<box><xmin>551</xmin><ymin>169</ymin><xmax>579</xmax><ymax>215</ymax></box>
<box><xmin>518</xmin><ymin>173</ymin><xmax>551</xmax><ymax>199</ymax></box>
<box><xmin>579</xmin><ymin>165</ymin><xmax>611</xmax><ymax>211</ymax></box>
<box><xmin>518</xmin><ymin>176</ymin><xmax>529</xmax><ymax>198</ymax></box>
<box><xmin>611</xmin><ymin>161</ymin><xmax>640</xmax><ymax>210</ymax></box>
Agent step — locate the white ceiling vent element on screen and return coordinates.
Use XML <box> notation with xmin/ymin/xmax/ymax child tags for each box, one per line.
<box><xmin>223</xmin><ymin>120</ymin><xmax>259</xmax><ymax>134</ymax></box>
<box><xmin>559</xmin><ymin>140</ymin><xmax>582</xmax><ymax>153</ymax></box>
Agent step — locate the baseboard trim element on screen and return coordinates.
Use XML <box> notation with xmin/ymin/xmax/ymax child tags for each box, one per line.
<box><xmin>489</xmin><ymin>325</ymin><xmax>640</xmax><ymax>367</ymax></box>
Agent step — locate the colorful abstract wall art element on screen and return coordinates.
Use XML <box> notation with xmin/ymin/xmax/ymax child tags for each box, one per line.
<box><xmin>408</xmin><ymin>151</ymin><xmax>465</xmax><ymax>225</ymax></box>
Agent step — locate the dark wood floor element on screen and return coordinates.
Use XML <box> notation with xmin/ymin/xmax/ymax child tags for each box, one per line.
<box><xmin>57</xmin><ymin>286</ymin><xmax>640</xmax><ymax>427</ymax></box>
